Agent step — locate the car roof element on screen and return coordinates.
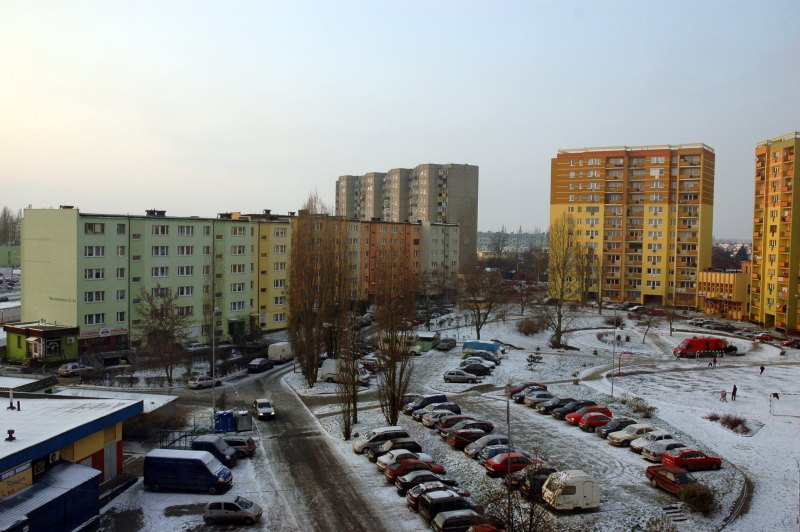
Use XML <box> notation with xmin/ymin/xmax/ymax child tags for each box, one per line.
<box><xmin>656</xmin><ymin>465</ymin><xmax>689</xmax><ymax>474</ymax></box>
<box><xmin>425</xmin><ymin>489</ymin><xmax>462</xmax><ymax>501</ymax></box>
<box><xmin>629</xmin><ymin>423</ymin><xmax>654</xmax><ymax>429</ymax></box>
<box><xmin>647</xmin><ymin>430</ymin><xmax>671</xmax><ymax>437</ymax></box>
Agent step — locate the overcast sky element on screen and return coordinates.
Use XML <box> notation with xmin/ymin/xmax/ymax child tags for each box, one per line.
<box><xmin>2</xmin><ymin>1</ymin><xmax>798</xmax><ymax>239</ymax></box>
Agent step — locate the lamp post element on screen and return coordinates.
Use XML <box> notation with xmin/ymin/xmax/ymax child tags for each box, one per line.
<box><xmin>611</xmin><ymin>307</ymin><xmax>617</xmax><ymax>398</ymax></box>
<box><xmin>211</xmin><ymin>307</ymin><xmax>220</xmax><ymax>414</ymax></box>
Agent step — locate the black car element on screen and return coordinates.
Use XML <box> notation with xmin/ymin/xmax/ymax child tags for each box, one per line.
<box><xmin>551</xmin><ymin>400</ymin><xmax>597</xmax><ymax>420</ymax></box>
<box><xmin>511</xmin><ymin>385</ymin><xmax>548</xmax><ymax>404</ymax></box>
<box><xmin>535</xmin><ymin>397</ymin><xmax>575</xmax><ymax>415</ymax></box>
<box><xmin>436</xmin><ymin>338</ymin><xmax>457</xmax><ymax>351</ymax></box>
<box><xmin>459</xmin><ymin>363</ymin><xmax>492</xmax><ymax>377</ymax></box>
<box><xmin>366</xmin><ymin>438</ymin><xmax>423</xmax><ymax>462</ymax></box>
<box><xmin>469</xmin><ymin>351</ymin><xmax>501</xmax><ymax>365</ymax></box>
<box><xmin>247</xmin><ymin>358</ymin><xmax>274</xmax><ymax>373</ymax></box>
<box><xmin>395</xmin><ymin>471</ymin><xmax>458</xmax><ymax>496</ymax></box>
<box><xmin>595</xmin><ymin>416</ymin><xmax>637</xmax><ymax>438</ymax></box>
<box><xmin>440</xmin><ymin>420</ymin><xmax>494</xmax><ymax>439</ymax></box>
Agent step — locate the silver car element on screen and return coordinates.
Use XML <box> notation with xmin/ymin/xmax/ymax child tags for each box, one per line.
<box><xmin>443</xmin><ymin>370</ymin><xmax>480</xmax><ymax>383</ymax></box>
<box><xmin>203</xmin><ymin>496</ymin><xmax>263</xmax><ymax>525</ymax></box>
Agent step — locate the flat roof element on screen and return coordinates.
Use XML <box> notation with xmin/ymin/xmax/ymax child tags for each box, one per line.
<box><xmin>0</xmin><ymin>376</ymin><xmax>39</xmax><ymax>390</ymax></box>
<box><xmin>557</xmin><ymin>143</ymin><xmax>714</xmax><ymax>154</ymax></box>
<box><xmin>756</xmin><ymin>131</ymin><xmax>800</xmax><ymax>146</ymax></box>
<box><xmin>0</xmin><ymin>396</ymin><xmax>143</xmax><ymax>472</ymax></box>
<box><xmin>54</xmin><ymin>388</ymin><xmax>176</xmax><ymax>414</ymax></box>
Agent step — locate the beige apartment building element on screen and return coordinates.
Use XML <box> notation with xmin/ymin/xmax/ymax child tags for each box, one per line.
<box><xmin>751</xmin><ymin>131</ymin><xmax>800</xmax><ymax>331</ymax></box>
<box><xmin>550</xmin><ymin>144</ymin><xmax>715</xmax><ymax>308</ymax></box>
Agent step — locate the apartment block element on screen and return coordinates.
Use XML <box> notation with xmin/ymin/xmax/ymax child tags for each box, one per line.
<box><xmin>246</xmin><ymin>210</ymin><xmax>293</xmax><ymax>332</ymax></box>
<box><xmin>751</xmin><ymin>131</ymin><xmax>800</xmax><ymax>331</ymax></box>
<box><xmin>550</xmin><ymin>144</ymin><xmax>715</xmax><ymax>308</ymax></box>
<box><xmin>696</xmin><ymin>262</ymin><xmax>751</xmax><ymax>320</ymax></box>
<box><xmin>335</xmin><ymin>163</ymin><xmax>478</xmax><ymax>271</ymax></box>
<box><xmin>21</xmin><ymin>207</ymin><xmax>253</xmax><ymax>355</ymax></box>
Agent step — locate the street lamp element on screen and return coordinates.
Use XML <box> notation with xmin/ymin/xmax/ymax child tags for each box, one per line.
<box><xmin>211</xmin><ymin>307</ymin><xmax>220</xmax><ymax>414</ymax></box>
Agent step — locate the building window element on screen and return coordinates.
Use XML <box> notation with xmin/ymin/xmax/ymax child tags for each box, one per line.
<box><xmin>178</xmin><ymin>225</ymin><xmax>194</xmax><ymax>236</ymax></box>
<box><xmin>84</xmin><ymin>313</ymin><xmax>105</xmax><ymax>325</ymax></box>
<box><xmin>84</xmin><ymin>291</ymin><xmax>105</xmax><ymax>303</ymax></box>
<box><xmin>83</xmin><ymin>245</ymin><xmax>105</xmax><ymax>258</ymax></box>
<box><xmin>177</xmin><ymin>245</ymin><xmax>194</xmax><ymax>256</ymax></box>
<box><xmin>177</xmin><ymin>265</ymin><xmax>195</xmax><ymax>276</ymax></box>
<box><xmin>116</xmin><ymin>289</ymin><xmax>126</xmax><ymax>300</ymax></box>
<box><xmin>151</xmin><ymin>286</ymin><xmax>170</xmax><ymax>298</ymax></box>
<box><xmin>273</xmin><ymin>279</ymin><xmax>286</xmax><ymax>288</ymax></box>
<box><xmin>274</xmin><ymin>313</ymin><xmax>286</xmax><ymax>323</ymax></box>
<box><xmin>84</xmin><ymin>223</ymin><xmax>105</xmax><ymax>235</ymax></box>
<box><xmin>84</xmin><ymin>268</ymin><xmax>105</xmax><ymax>280</ymax></box>
<box><xmin>274</xmin><ymin>228</ymin><xmax>287</xmax><ymax>237</ymax></box>
<box><xmin>177</xmin><ymin>286</ymin><xmax>194</xmax><ymax>296</ymax></box>
<box><xmin>202</xmin><ymin>245</ymin><xmax>211</xmax><ymax>255</ymax></box>
<box><xmin>116</xmin><ymin>267</ymin><xmax>126</xmax><ymax>279</ymax></box>
<box><xmin>274</xmin><ymin>262</ymin><xmax>286</xmax><ymax>271</ymax></box>
<box><xmin>152</xmin><ymin>245</ymin><xmax>169</xmax><ymax>257</ymax></box>
<box><xmin>273</xmin><ymin>245</ymin><xmax>287</xmax><ymax>254</ymax></box>
<box><xmin>116</xmin><ymin>311</ymin><xmax>126</xmax><ymax>322</ymax></box>
<box><xmin>177</xmin><ymin>306</ymin><xmax>194</xmax><ymax>317</ymax></box>
<box><xmin>151</xmin><ymin>266</ymin><xmax>169</xmax><ymax>277</ymax></box>
<box><xmin>116</xmin><ymin>245</ymin><xmax>126</xmax><ymax>257</ymax></box>
<box><xmin>231</xmin><ymin>264</ymin><xmax>245</xmax><ymax>274</ymax></box>
<box><xmin>116</xmin><ymin>223</ymin><xmax>126</xmax><ymax>235</ymax></box>
<box><xmin>273</xmin><ymin>296</ymin><xmax>285</xmax><ymax>306</ymax></box>
<box><xmin>230</xmin><ymin>301</ymin><xmax>245</xmax><ymax>311</ymax></box>
<box><xmin>231</xmin><ymin>245</ymin><xmax>246</xmax><ymax>255</ymax></box>
<box><xmin>231</xmin><ymin>226</ymin><xmax>246</xmax><ymax>236</ymax></box>
<box><xmin>231</xmin><ymin>282</ymin><xmax>245</xmax><ymax>293</ymax></box>
<box><xmin>152</xmin><ymin>225</ymin><xmax>169</xmax><ymax>235</ymax></box>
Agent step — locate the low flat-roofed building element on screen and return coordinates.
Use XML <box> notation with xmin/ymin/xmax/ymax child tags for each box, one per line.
<box><xmin>696</xmin><ymin>263</ymin><xmax>751</xmax><ymax>320</ymax></box>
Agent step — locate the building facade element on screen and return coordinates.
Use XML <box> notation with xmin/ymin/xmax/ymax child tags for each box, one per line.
<box><xmin>477</xmin><ymin>230</ymin><xmax>549</xmax><ymax>255</ymax></box>
<box><xmin>751</xmin><ymin>132</ymin><xmax>800</xmax><ymax>331</ymax></box>
<box><xmin>248</xmin><ymin>210</ymin><xmax>293</xmax><ymax>333</ymax></box>
<box><xmin>696</xmin><ymin>263</ymin><xmax>751</xmax><ymax>320</ymax></box>
<box><xmin>550</xmin><ymin>144</ymin><xmax>715</xmax><ymax>308</ymax></box>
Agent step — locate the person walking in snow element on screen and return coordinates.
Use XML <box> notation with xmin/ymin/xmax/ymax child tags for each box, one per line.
<box><xmin>719</xmin><ymin>390</ymin><xmax>727</xmax><ymax>402</ymax></box>
<box><xmin>760</xmin><ymin>365</ymin><xmax>765</xmax><ymax>375</ymax></box>
<box><xmin>731</xmin><ymin>384</ymin><xmax>737</xmax><ymax>401</ymax></box>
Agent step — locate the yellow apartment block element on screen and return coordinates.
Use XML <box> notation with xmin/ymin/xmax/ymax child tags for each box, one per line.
<box><xmin>696</xmin><ymin>262</ymin><xmax>751</xmax><ymax>320</ymax></box>
<box><xmin>550</xmin><ymin>144</ymin><xmax>714</xmax><ymax>308</ymax></box>
<box><xmin>751</xmin><ymin>132</ymin><xmax>800</xmax><ymax>331</ymax></box>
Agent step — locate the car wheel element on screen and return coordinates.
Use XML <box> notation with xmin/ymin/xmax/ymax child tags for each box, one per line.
<box><xmin>650</xmin><ymin>478</ymin><xmax>658</xmax><ymax>488</ymax></box>
<box><xmin>711</xmin><ymin>463</ymin><xmax>720</xmax><ymax>470</ymax></box>
<box><xmin>150</xmin><ymin>483</ymin><xmax>160</xmax><ymax>492</ymax></box>
<box><xmin>243</xmin><ymin>517</ymin><xmax>255</xmax><ymax>525</ymax></box>
<box><xmin>622</xmin><ymin>440</ymin><xmax>630</xmax><ymax>447</ymax></box>
<box><xmin>470</xmin><ymin>379</ymin><xmax>476</xmax><ymax>383</ymax></box>
<box><xmin>208</xmin><ymin>486</ymin><xmax>218</xmax><ymax>495</ymax></box>
<box><xmin>325</xmin><ymin>377</ymin><xmax>334</xmax><ymax>383</ymax></box>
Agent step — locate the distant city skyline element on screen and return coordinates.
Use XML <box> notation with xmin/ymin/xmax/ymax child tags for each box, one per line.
<box><xmin>2</xmin><ymin>1</ymin><xmax>799</xmax><ymax>239</ymax></box>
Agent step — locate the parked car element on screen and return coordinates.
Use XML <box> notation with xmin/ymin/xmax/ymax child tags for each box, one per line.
<box><xmin>144</xmin><ymin>449</ymin><xmax>232</xmax><ymax>494</ymax></box>
<box><xmin>630</xmin><ymin>430</ymin><xmax>674</xmax><ymax>454</ymax></box>
<box><xmin>365</xmin><ymin>438</ymin><xmax>422</xmax><ymax>462</ymax></box>
<box><xmin>58</xmin><ymin>362</ymin><xmax>95</xmax><ymax>378</ymax></box>
<box><xmin>458</xmin><ymin>363</ymin><xmax>492</xmax><ymax>377</ymax></box>
<box><xmin>406</xmin><ymin>481</ymin><xmax>470</xmax><ymax>512</ymax></box>
<box><xmin>477</xmin><ymin>445</ymin><xmax>530</xmax><ymax>465</ymax></box>
<box><xmin>444</xmin><ymin>370</ymin><xmax>480</xmax><ymax>384</ymax></box>
<box><xmin>440</xmin><ymin>420</ymin><xmax>493</xmax><ymax>439</ymax></box>
<box><xmin>641</xmin><ymin>441</ymin><xmax>689</xmax><ymax>463</ymax></box>
<box><xmin>515</xmin><ymin>464</ymin><xmax>558</xmax><ymax>500</ymax></box>
<box><xmin>459</xmin><ymin>357</ymin><xmax>495</xmax><ymax>369</ymax></box>
<box><xmin>782</xmin><ymin>338</ymin><xmax>800</xmax><ymax>348</ymax></box>
<box><xmin>377</xmin><ymin>450</ymin><xmax>434</xmax><ymax>471</ymax></box>
<box><xmin>436</xmin><ymin>338</ymin><xmax>457</xmax><ymax>351</ymax></box>
<box><xmin>412</xmin><ymin>402</ymin><xmax>461</xmax><ymax>422</ymax></box>
<box><xmin>687</xmin><ymin>318</ymin><xmax>706</xmax><ymax>326</ymax></box>
<box><xmin>222</xmin><ymin>435</ymin><xmax>256</xmax><ymax>458</ymax></box>
<box><xmin>595</xmin><ymin>417</ymin><xmax>637</xmax><ymax>439</ymax></box>
<box><xmin>608</xmin><ymin>423</ymin><xmax>655</xmax><ymax>447</ymax></box>
<box><xmin>564</xmin><ymin>405</ymin><xmax>611</xmax><ymax>425</ymax></box>
<box><xmin>185</xmin><ymin>342</ymin><xmax>210</xmax><ymax>352</ymax></box>
<box><xmin>645</xmin><ymin>465</ymin><xmax>701</xmax><ymax>496</ymax></box>
<box><xmin>484</xmin><ymin>452</ymin><xmax>533</xmax><ymax>477</ymax></box>
<box><xmin>463</xmin><ymin>434</ymin><xmax>510</xmax><ymax>459</ymax></box>
<box><xmin>401</xmin><ymin>393</ymin><xmax>423</xmax><ymax>408</ymax></box>
<box><xmin>187</xmin><ymin>375</ymin><xmax>221</xmax><ymax>389</ymax></box>
<box><xmin>542</xmin><ymin>470</ymin><xmax>600</xmax><ymax>510</ymax></box>
<box><xmin>578</xmin><ymin>413</ymin><xmax>612</xmax><ymax>432</ymax></box>
<box><xmin>551</xmin><ymin>400</ymin><xmax>597</xmax><ymax>420</ymax></box>
<box><xmin>203</xmin><ymin>496</ymin><xmax>263</xmax><ymax>525</ymax></box>
<box><xmin>251</xmin><ymin>399</ymin><xmax>276</xmax><ymax>420</ymax></box>
<box><xmin>523</xmin><ymin>391</ymin><xmax>556</xmax><ymax>407</ymax></box>
<box><xmin>662</xmin><ymin>448</ymin><xmax>723</xmax><ymax>471</ymax></box>
<box><xmin>673</xmin><ymin>337</ymin><xmax>736</xmax><ymax>358</ymax></box>
<box><xmin>430</xmin><ymin>509</ymin><xmax>484</xmax><ymax>532</ymax></box>
<box><xmin>191</xmin><ymin>435</ymin><xmax>238</xmax><ymax>467</ymax></box>
<box><xmin>755</xmin><ymin>332</ymin><xmax>776</xmax><ymax>342</ymax></box>
<box><xmin>536</xmin><ymin>397</ymin><xmax>575</xmax><ymax>415</ymax></box>
<box><xmin>418</xmin><ymin>490</ymin><xmax>481</xmax><ymax>524</ymax></box>
<box><xmin>463</xmin><ymin>350</ymin><xmax>501</xmax><ymax>365</ymax></box>
<box><xmin>446</xmin><ymin>428</ymin><xmax>488</xmax><ymax>449</ymax></box>
<box><xmin>506</xmin><ymin>381</ymin><xmax>548</xmax><ymax>397</ymax></box>
<box><xmin>423</xmin><ymin>410</ymin><xmax>466</xmax><ymax>428</ymax></box>
<box><xmin>403</xmin><ymin>394</ymin><xmax>448</xmax><ymax>415</ymax></box>
<box><xmin>247</xmin><ymin>358</ymin><xmax>274</xmax><ymax>373</ymax></box>
<box><xmin>352</xmin><ymin>426</ymin><xmax>410</xmax><ymax>454</ymax></box>
<box><xmin>384</xmin><ymin>458</ymin><xmax>445</xmax><ymax>483</ymax></box>
<box><xmin>395</xmin><ymin>471</ymin><xmax>458</xmax><ymax>496</ymax></box>
<box><xmin>436</xmin><ymin>415</ymin><xmax>476</xmax><ymax>432</ymax></box>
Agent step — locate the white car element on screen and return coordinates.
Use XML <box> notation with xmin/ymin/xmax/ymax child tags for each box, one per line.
<box><xmin>376</xmin><ymin>450</ymin><xmax>434</xmax><ymax>471</ymax></box>
<box><xmin>252</xmin><ymin>399</ymin><xmax>276</xmax><ymax>420</ymax></box>
<box><xmin>187</xmin><ymin>374</ymin><xmax>220</xmax><ymax>389</ymax></box>
<box><xmin>444</xmin><ymin>370</ymin><xmax>480</xmax><ymax>384</ymax></box>
<box><xmin>640</xmin><ymin>441</ymin><xmax>689</xmax><ymax>463</ymax></box>
<box><xmin>608</xmin><ymin>423</ymin><xmax>655</xmax><ymax>447</ymax></box>
<box><xmin>630</xmin><ymin>430</ymin><xmax>673</xmax><ymax>454</ymax></box>
<box><xmin>185</xmin><ymin>342</ymin><xmax>210</xmax><ymax>352</ymax></box>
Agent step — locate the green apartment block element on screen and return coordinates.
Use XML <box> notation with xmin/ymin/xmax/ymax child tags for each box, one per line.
<box><xmin>21</xmin><ymin>207</ymin><xmax>253</xmax><ymax>357</ymax></box>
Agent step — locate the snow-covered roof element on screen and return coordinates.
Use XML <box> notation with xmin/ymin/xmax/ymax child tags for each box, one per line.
<box><xmin>54</xmin><ymin>387</ymin><xmax>176</xmax><ymax>414</ymax></box>
<box><xmin>0</xmin><ymin>376</ymin><xmax>40</xmax><ymax>390</ymax></box>
<box><xmin>417</xmin><ymin>331</ymin><xmax>440</xmax><ymax>340</ymax></box>
<box><xmin>0</xmin><ymin>396</ymin><xmax>143</xmax><ymax>472</ymax></box>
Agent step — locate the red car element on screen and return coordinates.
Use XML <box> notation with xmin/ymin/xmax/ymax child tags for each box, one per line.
<box><xmin>782</xmin><ymin>338</ymin><xmax>800</xmax><ymax>348</ymax></box>
<box><xmin>447</xmin><ymin>428</ymin><xmax>488</xmax><ymax>449</ymax></box>
<box><xmin>661</xmin><ymin>448</ymin><xmax>722</xmax><ymax>471</ymax></box>
<box><xmin>484</xmin><ymin>452</ymin><xmax>532</xmax><ymax>477</ymax></box>
<box><xmin>578</xmin><ymin>412</ymin><xmax>612</xmax><ymax>431</ymax></box>
<box><xmin>436</xmin><ymin>415</ymin><xmax>474</xmax><ymax>432</ymax></box>
<box><xmin>565</xmin><ymin>406</ymin><xmax>612</xmax><ymax>425</ymax></box>
<box><xmin>645</xmin><ymin>465</ymin><xmax>701</xmax><ymax>496</ymax></box>
<box><xmin>755</xmin><ymin>333</ymin><xmax>775</xmax><ymax>342</ymax></box>
<box><xmin>385</xmin><ymin>459</ymin><xmax>445</xmax><ymax>483</ymax></box>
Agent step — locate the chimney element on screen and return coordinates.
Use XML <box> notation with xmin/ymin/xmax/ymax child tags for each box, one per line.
<box><xmin>5</xmin><ymin>430</ymin><xmax>15</xmax><ymax>441</ymax></box>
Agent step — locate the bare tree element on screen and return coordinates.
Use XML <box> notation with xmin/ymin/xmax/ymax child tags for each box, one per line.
<box><xmin>458</xmin><ymin>269</ymin><xmax>511</xmax><ymax>340</ymax></box>
<box><xmin>0</xmin><ymin>207</ymin><xmax>22</xmax><ymax>245</ymax></box>
<box><xmin>663</xmin><ymin>305</ymin><xmax>679</xmax><ymax>336</ymax></box>
<box><xmin>641</xmin><ymin>312</ymin><xmax>660</xmax><ymax>344</ymax></box>
<box><xmin>482</xmin><ymin>479</ymin><xmax>553</xmax><ymax>532</ymax></box>
<box><xmin>417</xmin><ymin>268</ymin><xmax>449</xmax><ymax>331</ymax></box>
<box><xmin>540</xmin><ymin>213</ymin><xmax>579</xmax><ymax>348</ymax></box>
<box><xmin>135</xmin><ymin>284</ymin><xmax>191</xmax><ymax>386</ymax></box>
<box><xmin>335</xmin><ymin>315</ymin><xmax>362</xmax><ymax>439</ymax></box>
<box><xmin>490</xmin><ymin>226</ymin><xmax>509</xmax><ymax>258</ymax></box>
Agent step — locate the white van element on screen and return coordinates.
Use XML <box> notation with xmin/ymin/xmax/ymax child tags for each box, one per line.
<box><xmin>267</xmin><ymin>342</ymin><xmax>293</xmax><ymax>363</ymax></box>
<box><xmin>542</xmin><ymin>470</ymin><xmax>600</xmax><ymax>511</ymax></box>
<box><xmin>318</xmin><ymin>358</ymin><xmax>370</xmax><ymax>386</ymax></box>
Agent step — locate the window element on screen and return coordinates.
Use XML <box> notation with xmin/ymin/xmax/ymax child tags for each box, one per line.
<box><xmin>177</xmin><ymin>306</ymin><xmax>194</xmax><ymax>317</ymax></box>
<box><xmin>203</xmin><ymin>245</ymin><xmax>211</xmax><ymax>255</ymax></box>
<box><xmin>651</xmin><ymin>156</ymin><xmax>665</xmax><ymax>164</ymax></box>
<box><xmin>273</xmin><ymin>244</ymin><xmax>287</xmax><ymax>254</ymax></box>
<box><xmin>84</xmin><ymin>223</ymin><xmax>105</xmax><ymax>235</ymax></box>
<box><xmin>273</xmin><ymin>279</ymin><xmax>286</xmax><ymax>288</ymax></box>
<box><xmin>116</xmin><ymin>245</ymin><xmax>126</xmax><ymax>257</ymax></box>
<box><xmin>116</xmin><ymin>289</ymin><xmax>126</xmax><ymax>300</ymax></box>
<box><xmin>84</xmin><ymin>291</ymin><xmax>105</xmax><ymax>303</ymax></box>
<box><xmin>274</xmin><ymin>262</ymin><xmax>286</xmax><ymax>271</ymax></box>
<box><xmin>274</xmin><ymin>313</ymin><xmax>286</xmax><ymax>323</ymax></box>
<box><xmin>151</xmin><ymin>266</ymin><xmax>169</xmax><ymax>277</ymax></box>
<box><xmin>84</xmin><ymin>245</ymin><xmax>105</xmax><ymax>257</ymax></box>
<box><xmin>116</xmin><ymin>311</ymin><xmax>126</xmax><ymax>322</ymax></box>
<box><xmin>230</xmin><ymin>301</ymin><xmax>245</xmax><ymax>311</ymax></box>
<box><xmin>152</xmin><ymin>225</ymin><xmax>169</xmax><ymax>235</ymax></box>
<box><xmin>116</xmin><ymin>267</ymin><xmax>126</xmax><ymax>279</ymax></box>
<box><xmin>273</xmin><ymin>296</ymin><xmax>286</xmax><ymax>306</ymax></box>
<box><xmin>231</xmin><ymin>282</ymin><xmax>245</xmax><ymax>292</ymax></box>
<box><xmin>84</xmin><ymin>268</ymin><xmax>105</xmax><ymax>280</ymax></box>
<box><xmin>203</xmin><ymin>225</ymin><xmax>211</xmax><ymax>236</ymax></box>
<box><xmin>231</xmin><ymin>245</ymin><xmax>246</xmax><ymax>255</ymax></box>
<box><xmin>274</xmin><ymin>228</ymin><xmax>287</xmax><ymax>237</ymax></box>
<box><xmin>116</xmin><ymin>223</ymin><xmax>126</xmax><ymax>235</ymax></box>
<box><xmin>177</xmin><ymin>286</ymin><xmax>194</xmax><ymax>296</ymax></box>
<box><xmin>231</xmin><ymin>226</ymin><xmax>246</xmax><ymax>236</ymax></box>
<box><xmin>152</xmin><ymin>245</ymin><xmax>169</xmax><ymax>257</ymax></box>
<box><xmin>177</xmin><ymin>225</ymin><xmax>194</xmax><ymax>236</ymax></box>
<box><xmin>132</xmin><ymin>233</ymin><xmax>141</xmax><ymax>240</ymax></box>
<box><xmin>177</xmin><ymin>265</ymin><xmax>195</xmax><ymax>276</ymax></box>
<box><xmin>84</xmin><ymin>313</ymin><xmax>105</xmax><ymax>325</ymax></box>
<box><xmin>177</xmin><ymin>245</ymin><xmax>194</xmax><ymax>256</ymax></box>
<box><xmin>203</xmin><ymin>265</ymin><xmax>211</xmax><ymax>275</ymax></box>
<box><xmin>231</xmin><ymin>264</ymin><xmax>245</xmax><ymax>274</ymax></box>
<box><xmin>151</xmin><ymin>286</ymin><xmax>170</xmax><ymax>298</ymax></box>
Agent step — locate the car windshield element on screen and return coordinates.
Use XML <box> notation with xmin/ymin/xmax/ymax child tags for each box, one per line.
<box><xmin>257</xmin><ymin>401</ymin><xmax>271</xmax><ymax>408</ymax></box>
<box><xmin>623</xmin><ymin>425</ymin><xmax>639</xmax><ymax>434</ymax></box>
<box><xmin>234</xmin><ymin>496</ymin><xmax>253</xmax><ymax>509</ymax></box>
<box><xmin>675</xmin><ymin>472</ymin><xmax>696</xmax><ymax>484</ymax></box>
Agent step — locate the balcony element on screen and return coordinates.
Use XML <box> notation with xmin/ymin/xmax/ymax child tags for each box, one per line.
<box><xmin>753</xmin><ymin>231</ymin><xmax>762</xmax><ymax>238</ymax></box>
<box><xmin>782</xmin><ymin>216</ymin><xmax>793</xmax><ymax>223</ymax></box>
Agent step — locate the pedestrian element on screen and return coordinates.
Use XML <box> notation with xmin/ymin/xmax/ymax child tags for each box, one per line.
<box><xmin>708</xmin><ymin>360</ymin><xmax>713</xmax><ymax>368</ymax></box>
<box><xmin>731</xmin><ymin>385</ymin><xmax>737</xmax><ymax>401</ymax></box>
<box><xmin>712</xmin><ymin>356</ymin><xmax>717</xmax><ymax>367</ymax></box>
<box><xmin>719</xmin><ymin>390</ymin><xmax>727</xmax><ymax>402</ymax></box>
<box><xmin>760</xmin><ymin>365</ymin><xmax>765</xmax><ymax>375</ymax></box>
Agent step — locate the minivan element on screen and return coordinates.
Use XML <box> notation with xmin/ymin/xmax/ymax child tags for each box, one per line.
<box><xmin>403</xmin><ymin>393</ymin><xmax>447</xmax><ymax>415</ymax></box>
<box><xmin>144</xmin><ymin>449</ymin><xmax>233</xmax><ymax>494</ymax></box>
<box><xmin>191</xmin><ymin>434</ymin><xmax>238</xmax><ymax>467</ymax></box>
<box><xmin>351</xmin><ymin>426</ymin><xmax>410</xmax><ymax>454</ymax></box>
<box><xmin>418</xmin><ymin>490</ymin><xmax>480</xmax><ymax>524</ymax></box>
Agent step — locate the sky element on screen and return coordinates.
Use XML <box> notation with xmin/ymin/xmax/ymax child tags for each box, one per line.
<box><xmin>1</xmin><ymin>1</ymin><xmax>799</xmax><ymax>239</ymax></box>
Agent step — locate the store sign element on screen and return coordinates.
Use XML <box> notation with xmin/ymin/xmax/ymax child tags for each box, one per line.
<box><xmin>79</xmin><ymin>327</ymin><xmax>129</xmax><ymax>338</ymax></box>
<box><xmin>0</xmin><ymin>461</ymin><xmax>32</xmax><ymax>498</ymax></box>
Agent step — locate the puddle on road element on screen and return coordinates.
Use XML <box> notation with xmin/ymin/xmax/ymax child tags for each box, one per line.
<box><xmin>164</xmin><ymin>502</ymin><xmax>206</xmax><ymax>517</ymax></box>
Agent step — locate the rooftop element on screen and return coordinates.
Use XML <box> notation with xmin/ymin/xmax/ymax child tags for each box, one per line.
<box><xmin>54</xmin><ymin>387</ymin><xmax>176</xmax><ymax>414</ymax></box>
<box><xmin>557</xmin><ymin>143</ymin><xmax>714</xmax><ymax>154</ymax></box>
<box><xmin>756</xmin><ymin>131</ymin><xmax>800</xmax><ymax>147</ymax></box>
